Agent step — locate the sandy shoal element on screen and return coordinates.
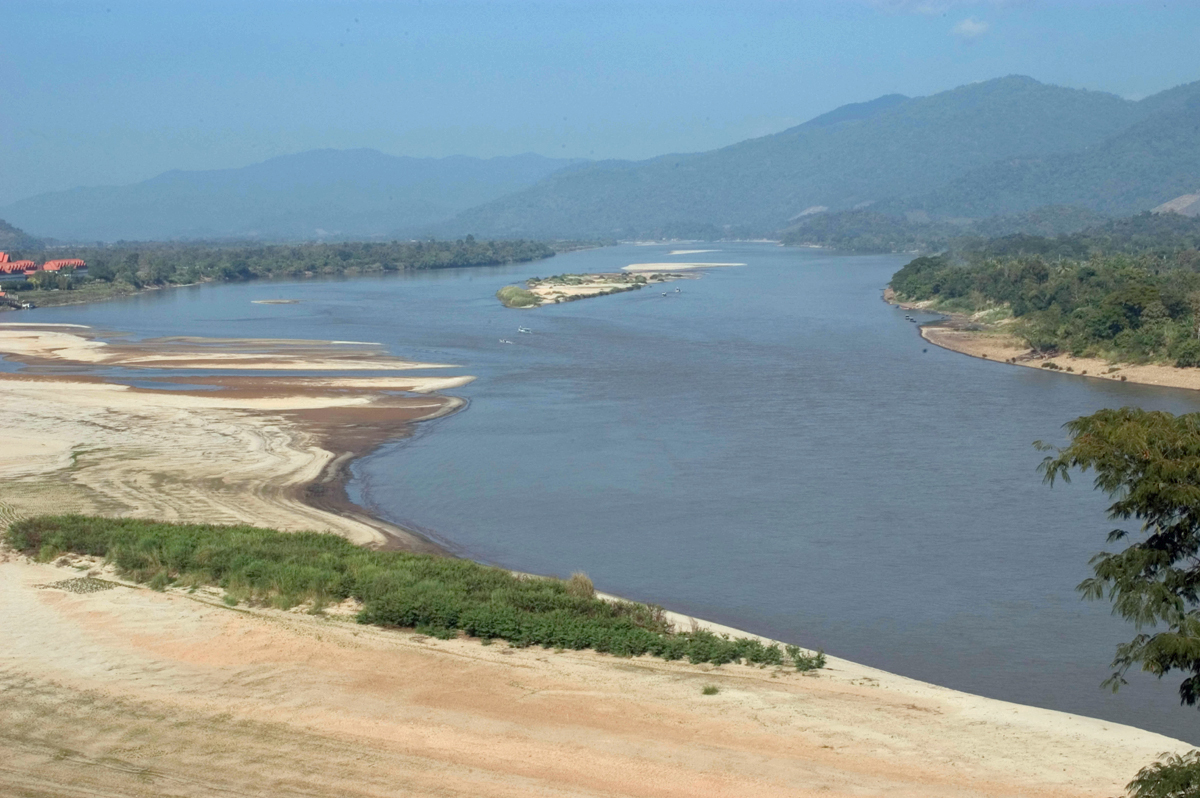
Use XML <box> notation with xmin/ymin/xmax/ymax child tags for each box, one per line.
<box><xmin>0</xmin><ymin>324</ymin><xmax>456</xmax><ymax>370</ymax></box>
<box><xmin>0</xmin><ymin>373</ymin><xmax>461</xmax><ymax>549</ymax></box>
<box><xmin>624</xmin><ymin>262</ymin><xmax>745</xmax><ymax>271</ymax></box>
<box><xmin>0</xmin><ymin>554</ymin><xmax>1186</xmax><ymax>798</ymax></box>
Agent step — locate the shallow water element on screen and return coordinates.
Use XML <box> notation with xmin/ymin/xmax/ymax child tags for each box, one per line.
<box><xmin>24</xmin><ymin>242</ymin><xmax>1200</xmax><ymax>743</ymax></box>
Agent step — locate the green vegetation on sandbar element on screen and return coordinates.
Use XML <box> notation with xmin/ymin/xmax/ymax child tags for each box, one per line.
<box><xmin>496</xmin><ymin>284</ymin><xmax>539</xmax><ymax>308</ymax></box>
<box><xmin>5</xmin><ymin>515</ymin><xmax>824</xmax><ymax>669</ymax></box>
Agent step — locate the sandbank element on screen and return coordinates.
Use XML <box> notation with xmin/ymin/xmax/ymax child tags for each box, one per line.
<box><xmin>510</xmin><ymin>272</ymin><xmax>683</xmax><ymax>308</ymax></box>
<box><xmin>0</xmin><ymin>552</ymin><xmax>1187</xmax><ymax>798</ymax></box>
<box><xmin>0</xmin><ymin>326</ymin><xmax>473</xmax><ymax>550</ymax></box>
<box><xmin>624</xmin><ymin>262</ymin><xmax>746</xmax><ymax>271</ymax></box>
<box><xmin>0</xmin><ymin>324</ymin><xmax>455</xmax><ymax>371</ymax></box>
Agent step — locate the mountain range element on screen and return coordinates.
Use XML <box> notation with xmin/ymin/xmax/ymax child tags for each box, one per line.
<box><xmin>0</xmin><ymin>151</ymin><xmax>580</xmax><ymax>242</ymax></box>
<box><xmin>4</xmin><ymin>74</ymin><xmax>1199</xmax><ymax>243</ymax></box>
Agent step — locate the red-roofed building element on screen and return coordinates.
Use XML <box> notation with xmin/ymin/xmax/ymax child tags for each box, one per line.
<box><xmin>41</xmin><ymin>258</ymin><xmax>87</xmax><ymax>272</ymax></box>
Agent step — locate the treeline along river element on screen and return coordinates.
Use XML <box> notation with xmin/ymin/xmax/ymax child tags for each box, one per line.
<box><xmin>23</xmin><ymin>242</ymin><xmax>1200</xmax><ymax>743</ymax></box>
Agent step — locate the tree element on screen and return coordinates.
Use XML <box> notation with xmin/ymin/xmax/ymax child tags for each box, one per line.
<box><xmin>1038</xmin><ymin>408</ymin><xmax>1200</xmax><ymax>705</ymax></box>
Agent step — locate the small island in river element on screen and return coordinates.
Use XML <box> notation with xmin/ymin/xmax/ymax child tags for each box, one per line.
<box><xmin>497</xmin><ymin>271</ymin><xmax>683</xmax><ymax>308</ymax></box>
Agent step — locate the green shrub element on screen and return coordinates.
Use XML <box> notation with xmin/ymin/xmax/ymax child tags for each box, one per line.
<box><xmin>701</xmin><ymin>684</ymin><xmax>719</xmax><ymax>695</ymax></box>
<box><xmin>496</xmin><ymin>285</ymin><xmax>539</xmax><ymax>308</ymax></box>
<box><xmin>4</xmin><ymin>515</ymin><xmax>825</xmax><ymax>671</ymax></box>
<box><xmin>1127</xmin><ymin>751</ymin><xmax>1200</xmax><ymax>798</ymax></box>
<box><xmin>566</xmin><ymin>571</ymin><xmax>595</xmax><ymax>598</ymax></box>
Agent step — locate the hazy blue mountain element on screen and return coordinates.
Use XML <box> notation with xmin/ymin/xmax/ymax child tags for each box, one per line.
<box><xmin>446</xmin><ymin>76</ymin><xmax>1152</xmax><ymax>238</ymax></box>
<box><xmin>0</xmin><ymin>218</ymin><xmax>43</xmax><ymax>252</ymax></box>
<box><xmin>892</xmin><ymin>82</ymin><xmax>1200</xmax><ymax>218</ymax></box>
<box><xmin>1</xmin><ymin>150</ymin><xmax>582</xmax><ymax>242</ymax></box>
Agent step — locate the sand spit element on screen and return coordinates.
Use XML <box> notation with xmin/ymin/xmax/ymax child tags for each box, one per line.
<box><xmin>154</xmin><ymin>374</ymin><xmax>478</xmax><ymax>394</ymax></box>
<box><xmin>515</xmin><ymin>272</ymin><xmax>684</xmax><ymax>307</ymax></box>
<box><xmin>624</xmin><ymin>262</ymin><xmax>746</xmax><ymax>271</ymax></box>
<box><xmin>0</xmin><ymin>555</ymin><xmax>1187</xmax><ymax>798</ymax></box>
<box><xmin>0</xmin><ymin>324</ymin><xmax>456</xmax><ymax>370</ymax></box>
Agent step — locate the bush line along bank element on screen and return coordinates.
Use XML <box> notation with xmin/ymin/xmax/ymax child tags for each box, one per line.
<box><xmin>6</xmin><ymin>516</ymin><xmax>825</xmax><ymax>670</ymax></box>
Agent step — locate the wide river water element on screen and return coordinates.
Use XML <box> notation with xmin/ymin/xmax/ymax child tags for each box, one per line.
<box><xmin>24</xmin><ymin>242</ymin><xmax>1200</xmax><ymax>743</ymax></box>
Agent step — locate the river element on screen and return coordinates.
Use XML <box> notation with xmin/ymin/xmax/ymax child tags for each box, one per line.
<box><xmin>25</xmin><ymin>241</ymin><xmax>1200</xmax><ymax>743</ymax></box>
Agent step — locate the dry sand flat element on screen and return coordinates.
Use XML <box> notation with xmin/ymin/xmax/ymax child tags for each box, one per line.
<box><xmin>0</xmin><ymin>554</ymin><xmax>1188</xmax><ymax>798</ymax></box>
<box><xmin>0</xmin><ymin>323</ymin><xmax>456</xmax><ymax>370</ymax></box>
<box><xmin>0</xmin><ymin>326</ymin><xmax>474</xmax><ymax>549</ymax></box>
<box><xmin>0</xmin><ymin>373</ymin><xmax>459</xmax><ymax>549</ymax></box>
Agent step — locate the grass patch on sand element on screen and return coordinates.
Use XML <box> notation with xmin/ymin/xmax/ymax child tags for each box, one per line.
<box><xmin>496</xmin><ymin>285</ymin><xmax>539</xmax><ymax>308</ymax></box>
<box><xmin>7</xmin><ymin>515</ymin><xmax>825</xmax><ymax>669</ymax></box>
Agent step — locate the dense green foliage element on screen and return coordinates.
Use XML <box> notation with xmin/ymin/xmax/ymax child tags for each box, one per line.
<box><xmin>781</xmin><ymin>210</ymin><xmax>966</xmax><ymax>253</ymax></box>
<box><xmin>2</xmin><ymin>237</ymin><xmax>553</xmax><ymax>294</ymax></box>
<box><xmin>1126</xmin><ymin>751</ymin><xmax>1200</xmax><ymax>798</ymax></box>
<box><xmin>5</xmin><ymin>515</ymin><xmax>823</xmax><ymax>668</ymax></box>
<box><xmin>889</xmin><ymin>215</ymin><xmax>1200</xmax><ymax>364</ymax></box>
<box><xmin>781</xmin><ymin>206</ymin><xmax>1108</xmax><ymax>253</ymax></box>
<box><xmin>496</xmin><ymin>284</ymin><xmax>539</xmax><ymax>308</ymax></box>
<box><xmin>1039</xmin><ymin>409</ymin><xmax>1200</xmax><ymax>707</ymax></box>
<box><xmin>453</xmin><ymin>76</ymin><xmax>1194</xmax><ymax>239</ymax></box>
<box><xmin>964</xmin><ymin>212</ymin><xmax>1200</xmax><ymax>260</ymax></box>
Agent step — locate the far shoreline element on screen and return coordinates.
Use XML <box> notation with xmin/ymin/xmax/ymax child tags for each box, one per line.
<box><xmin>884</xmin><ymin>287</ymin><xmax>1200</xmax><ymax>394</ymax></box>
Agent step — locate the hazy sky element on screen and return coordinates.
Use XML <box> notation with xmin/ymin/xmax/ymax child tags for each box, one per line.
<box><xmin>3</xmin><ymin>0</ymin><xmax>1199</xmax><ymax>204</ymax></box>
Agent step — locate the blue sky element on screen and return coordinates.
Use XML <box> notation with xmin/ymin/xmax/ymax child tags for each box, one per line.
<box><xmin>2</xmin><ymin>0</ymin><xmax>1199</xmax><ymax>203</ymax></box>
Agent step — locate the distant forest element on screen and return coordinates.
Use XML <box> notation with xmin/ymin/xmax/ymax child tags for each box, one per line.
<box><xmin>890</xmin><ymin>213</ymin><xmax>1200</xmax><ymax>366</ymax></box>
<box><xmin>2</xmin><ymin>237</ymin><xmax>555</xmax><ymax>293</ymax></box>
<box><xmin>780</xmin><ymin>205</ymin><xmax>1112</xmax><ymax>254</ymax></box>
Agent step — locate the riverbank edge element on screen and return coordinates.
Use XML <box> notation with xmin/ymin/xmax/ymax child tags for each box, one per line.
<box><xmin>883</xmin><ymin>287</ymin><xmax>1200</xmax><ymax>394</ymax></box>
<box><xmin>0</xmin><ymin>321</ymin><xmax>1193</xmax><ymax>763</ymax></box>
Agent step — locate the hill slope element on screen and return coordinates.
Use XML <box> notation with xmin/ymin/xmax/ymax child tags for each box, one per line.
<box><xmin>894</xmin><ymin>83</ymin><xmax>1200</xmax><ymax>219</ymax></box>
<box><xmin>447</xmin><ymin>76</ymin><xmax>1150</xmax><ymax>238</ymax></box>
<box><xmin>1</xmin><ymin>150</ymin><xmax>581</xmax><ymax>242</ymax></box>
<box><xmin>0</xmin><ymin>218</ymin><xmax>43</xmax><ymax>251</ymax></box>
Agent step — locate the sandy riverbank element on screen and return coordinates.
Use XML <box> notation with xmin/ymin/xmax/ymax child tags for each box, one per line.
<box><xmin>0</xmin><ymin>326</ymin><xmax>471</xmax><ymax>550</ymax></box>
<box><xmin>883</xmin><ymin>290</ymin><xmax>1200</xmax><ymax>392</ymax></box>
<box><xmin>0</xmin><ymin>324</ymin><xmax>1193</xmax><ymax>796</ymax></box>
<box><xmin>0</xmin><ymin>551</ymin><xmax>1189</xmax><ymax>798</ymax></box>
